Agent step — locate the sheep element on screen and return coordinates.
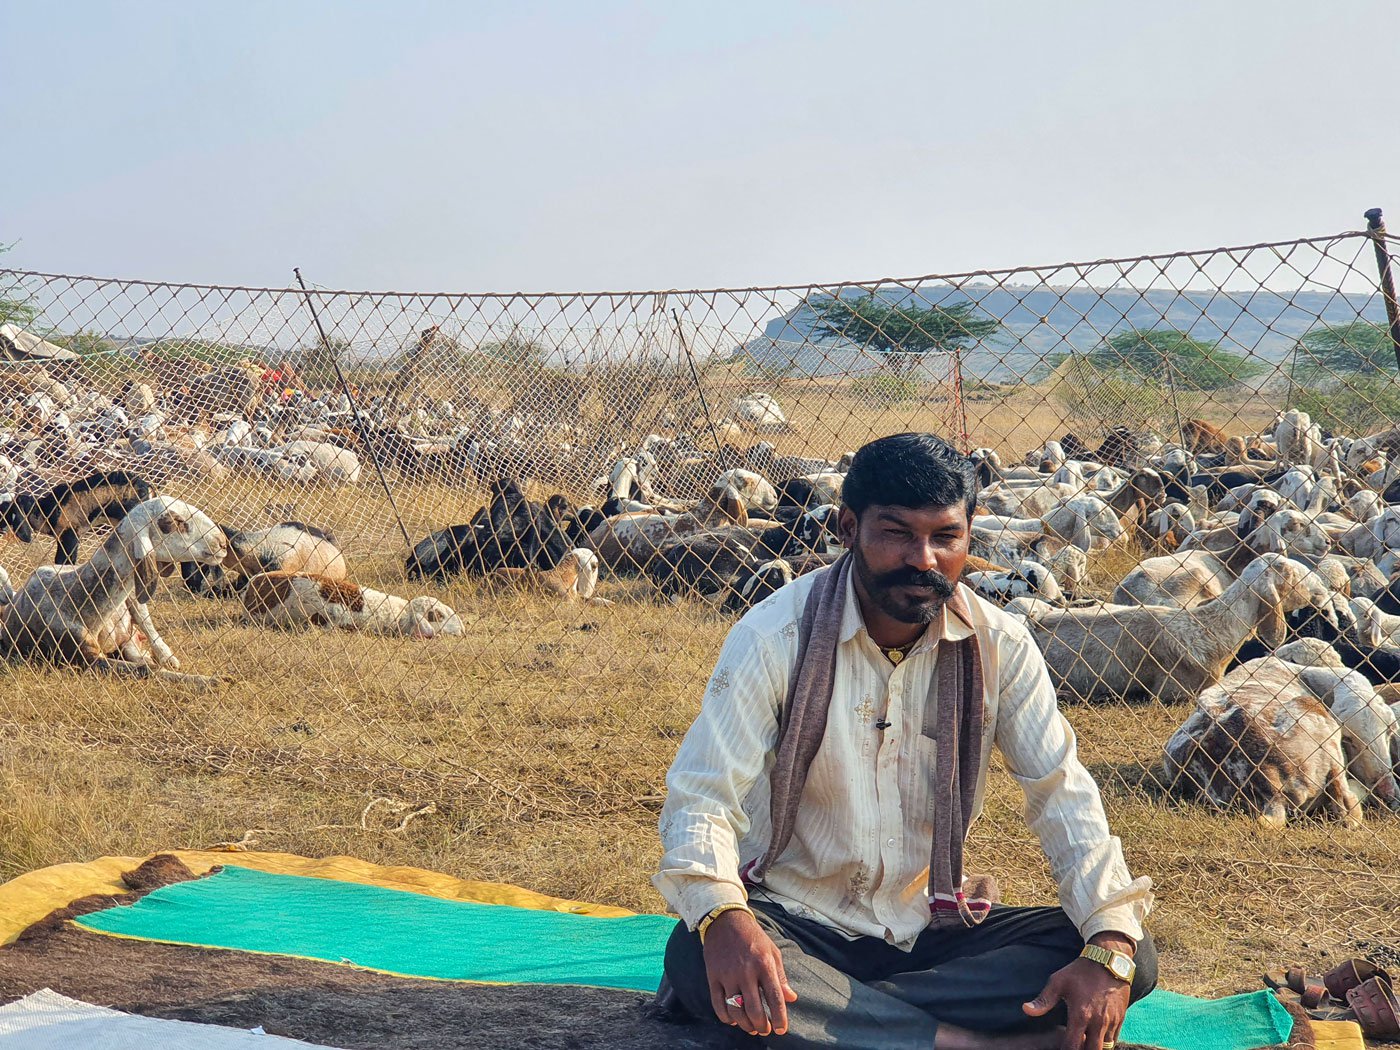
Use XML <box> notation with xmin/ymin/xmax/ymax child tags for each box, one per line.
<box><xmin>589</xmin><ymin>484</ymin><xmax>749</xmax><ymax>574</ymax></box>
<box><xmin>1029</xmin><ymin>553</ymin><xmax>1336</xmax><ymax>704</ymax></box>
<box><xmin>975</xmin><ymin>494</ymin><xmax>1123</xmax><ymax>554</ymax></box>
<box><xmin>1032</xmin><ymin>539</ymin><xmax>1090</xmax><ymax>597</ymax></box>
<box><xmin>1182</xmin><ymin>418</ymin><xmax>1231</xmax><ymax>456</ymax></box>
<box><xmin>1333</xmin><ymin>506</ymin><xmax>1400</xmax><ymax>561</ymax></box>
<box><xmin>182</xmin><ymin>521</ymin><xmax>347</xmax><ymax>596</ymax></box>
<box><xmin>272</xmin><ymin>440</ymin><xmax>362</xmax><ymax>487</ymax></box>
<box><xmin>488</xmin><ymin>548</ymin><xmax>612</xmax><ymax>606</ymax></box>
<box><xmin>775</xmin><ymin>471</ymin><xmax>843</xmax><ymax>509</ymax></box>
<box><xmin>751</xmin><ymin>504</ymin><xmax>841</xmax><ymax>561</ymax></box>
<box><xmin>730</xmin><ymin>392</ymin><xmax>789</xmax><ymax>432</ymax></box>
<box><xmin>965</xmin><ymin>560</ymin><xmax>1065</xmax><ymax>607</ymax></box>
<box><xmin>1146</xmin><ymin>503</ymin><xmax>1196</xmax><ymax>551</ymax></box>
<box><xmin>0</xmin><ymin>496</ymin><xmax>228</xmax><ymax>685</ymax></box>
<box><xmin>979</xmin><ymin>478</ymin><xmax>1082</xmax><ymax>518</ymax></box>
<box><xmin>406</xmin><ymin>481</ymin><xmax>591</xmax><ymax>581</ymax></box>
<box><xmin>723</xmin><ymin>558</ymin><xmax>796</xmax><ymax>613</ymax></box>
<box><xmin>1030</xmin><ymin>439</ymin><xmax>1066</xmax><ymax>472</ymax></box>
<box><xmin>242</xmin><ymin>571</ymin><xmax>464</xmax><ymax>638</ymax></box>
<box><xmin>1115</xmin><ymin>509</ymin><xmax>1332</xmax><ymax>607</ymax></box>
<box><xmin>1202</xmin><ymin>639</ymin><xmax>1398</xmax><ymax>815</ymax></box>
<box><xmin>713</xmin><ymin>468</ymin><xmax>778</xmax><ymax>514</ymax></box>
<box><xmin>1045</xmin><ymin>494</ymin><xmax>1127</xmax><ymax>550</ymax></box>
<box><xmin>1343</xmin><ymin>489</ymin><xmax>1384</xmax><ymax>523</ymax></box>
<box><xmin>2</xmin><ymin>470</ymin><xmax>153</xmax><ymax>565</ymax></box>
<box><xmin>1274</xmin><ymin>409</ymin><xmax>1320</xmax><ymax>469</ymax></box>
<box><xmin>1163</xmin><ymin>654</ymin><xmax>1366</xmax><ymax>827</ymax></box>
<box><xmin>648</xmin><ymin>531</ymin><xmax>758</xmax><ymax>600</ymax></box>
<box><xmin>1350</xmin><ymin>596</ymin><xmax>1400</xmax><ymax>648</ymax></box>
<box><xmin>606</xmin><ymin>454</ymin><xmax>658</xmax><ymax>505</ymax></box>
<box><xmin>968</xmin><ymin>448</ymin><xmax>1004</xmax><ymax>488</ymax></box>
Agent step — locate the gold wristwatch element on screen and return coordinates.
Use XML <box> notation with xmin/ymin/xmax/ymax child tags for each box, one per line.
<box><xmin>1080</xmin><ymin>944</ymin><xmax>1136</xmax><ymax>983</ymax></box>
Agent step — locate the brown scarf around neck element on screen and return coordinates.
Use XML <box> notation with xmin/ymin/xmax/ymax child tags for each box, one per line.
<box><xmin>747</xmin><ymin>552</ymin><xmax>997</xmax><ymax>927</ymax></box>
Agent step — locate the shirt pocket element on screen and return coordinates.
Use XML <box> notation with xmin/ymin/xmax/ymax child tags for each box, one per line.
<box><xmin>912</xmin><ymin>726</ymin><xmax>939</xmax><ymax>829</ymax></box>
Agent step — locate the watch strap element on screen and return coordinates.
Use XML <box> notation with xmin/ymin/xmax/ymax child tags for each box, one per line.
<box><xmin>1080</xmin><ymin>943</ymin><xmax>1135</xmax><ymax>983</ymax></box>
<box><xmin>697</xmin><ymin>902</ymin><xmax>751</xmax><ymax>945</ymax></box>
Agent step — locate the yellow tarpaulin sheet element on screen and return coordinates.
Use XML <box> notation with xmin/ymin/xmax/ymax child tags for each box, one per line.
<box><xmin>0</xmin><ymin>849</ymin><xmax>635</xmax><ymax>946</ymax></box>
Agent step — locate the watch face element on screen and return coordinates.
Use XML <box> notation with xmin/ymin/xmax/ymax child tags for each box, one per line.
<box><xmin>1110</xmin><ymin>956</ymin><xmax>1133</xmax><ymax>979</ymax></box>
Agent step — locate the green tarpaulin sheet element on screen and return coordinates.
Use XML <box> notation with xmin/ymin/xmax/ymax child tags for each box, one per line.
<box><xmin>76</xmin><ymin>865</ymin><xmax>676</xmax><ymax>993</ymax></box>
<box><xmin>75</xmin><ymin>866</ymin><xmax>1294</xmax><ymax>1049</ymax></box>
<box><xmin>1121</xmin><ymin>989</ymin><xmax>1294</xmax><ymax>1050</ymax></box>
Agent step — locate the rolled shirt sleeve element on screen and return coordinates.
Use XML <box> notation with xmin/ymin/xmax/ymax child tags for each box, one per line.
<box><xmin>992</xmin><ymin>620</ymin><xmax>1154</xmax><ymax>943</ymax></box>
<box><xmin>653</xmin><ymin>622</ymin><xmax>786</xmax><ymax>929</ymax></box>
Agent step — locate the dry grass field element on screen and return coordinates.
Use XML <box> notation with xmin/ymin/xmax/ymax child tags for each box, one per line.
<box><xmin>0</xmin><ymin>382</ymin><xmax>1395</xmax><ymax>999</ymax></box>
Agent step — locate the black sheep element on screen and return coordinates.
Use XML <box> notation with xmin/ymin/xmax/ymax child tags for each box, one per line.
<box><xmin>2</xmin><ymin>470</ymin><xmax>153</xmax><ymax>565</ymax></box>
<box><xmin>405</xmin><ymin>480</ymin><xmax>591</xmax><ymax>581</ymax></box>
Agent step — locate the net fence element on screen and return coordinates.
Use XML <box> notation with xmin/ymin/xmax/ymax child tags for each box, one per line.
<box><xmin>2</xmin><ymin>221</ymin><xmax>1400</xmax><ymax>988</ymax></box>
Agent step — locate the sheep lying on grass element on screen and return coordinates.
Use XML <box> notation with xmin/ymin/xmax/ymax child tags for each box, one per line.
<box><xmin>242</xmin><ymin>571</ymin><xmax>464</xmax><ymax>638</ymax></box>
<box><xmin>1163</xmin><ymin>642</ymin><xmax>1400</xmax><ymax>827</ymax></box>
<box><xmin>182</xmin><ymin>521</ymin><xmax>346</xmax><ymax>595</ymax></box>
<box><xmin>488</xmin><ymin>548</ymin><xmax>613</xmax><ymax>606</ymax></box>
<box><xmin>0</xmin><ymin>496</ymin><xmax>228</xmax><ymax>688</ymax></box>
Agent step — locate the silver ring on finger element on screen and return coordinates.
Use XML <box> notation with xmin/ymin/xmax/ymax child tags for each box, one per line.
<box><xmin>724</xmin><ymin>993</ymin><xmax>745</xmax><ymax>1010</ymax></box>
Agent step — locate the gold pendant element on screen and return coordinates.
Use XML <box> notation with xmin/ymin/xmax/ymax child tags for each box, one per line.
<box><xmin>887</xmin><ymin>649</ymin><xmax>904</xmax><ymax>665</ymax></box>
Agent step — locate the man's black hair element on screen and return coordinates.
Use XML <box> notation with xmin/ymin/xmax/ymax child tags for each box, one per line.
<box><xmin>841</xmin><ymin>432</ymin><xmax>977</xmax><ymax>518</ymax></box>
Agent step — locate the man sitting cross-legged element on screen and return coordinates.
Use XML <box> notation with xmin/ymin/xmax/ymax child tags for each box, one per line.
<box><xmin>655</xmin><ymin>432</ymin><xmax>1157</xmax><ymax>1050</ymax></box>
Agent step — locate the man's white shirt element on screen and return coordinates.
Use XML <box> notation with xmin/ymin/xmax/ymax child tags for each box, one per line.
<box><xmin>654</xmin><ymin>569</ymin><xmax>1153</xmax><ymax>950</ymax></box>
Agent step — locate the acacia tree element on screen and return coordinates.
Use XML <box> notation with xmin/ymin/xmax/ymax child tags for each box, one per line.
<box><xmin>1086</xmin><ymin>328</ymin><xmax>1262</xmax><ymax>391</ymax></box>
<box><xmin>808</xmin><ymin>293</ymin><xmax>1000</xmax><ymax>367</ymax></box>
<box><xmin>1291</xmin><ymin>320</ymin><xmax>1395</xmax><ymax>378</ymax></box>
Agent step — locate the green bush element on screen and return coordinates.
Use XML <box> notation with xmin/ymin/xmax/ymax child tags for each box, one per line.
<box><xmin>1048</xmin><ymin>356</ymin><xmax>1202</xmax><ymax>434</ymax></box>
<box><xmin>849</xmin><ymin>372</ymin><xmax>924</xmax><ymax>405</ymax></box>
<box><xmin>1291</xmin><ymin>376</ymin><xmax>1400</xmax><ymax>433</ymax></box>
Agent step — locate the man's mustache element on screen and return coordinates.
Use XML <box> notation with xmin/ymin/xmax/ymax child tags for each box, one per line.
<box><xmin>870</xmin><ymin>566</ymin><xmax>956</xmax><ymax>597</ymax></box>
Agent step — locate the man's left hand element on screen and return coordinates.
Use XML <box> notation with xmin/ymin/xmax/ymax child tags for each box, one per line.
<box><xmin>1021</xmin><ymin>933</ymin><xmax>1134</xmax><ymax>1050</ymax></box>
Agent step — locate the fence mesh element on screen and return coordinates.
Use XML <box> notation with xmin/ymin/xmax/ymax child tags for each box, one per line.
<box><xmin>3</xmin><ymin>223</ymin><xmax>1400</xmax><ymax>991</ymax></box>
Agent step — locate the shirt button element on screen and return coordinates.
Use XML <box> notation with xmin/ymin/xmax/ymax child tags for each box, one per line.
<box><xmin>886</xmin><ymin>837</ymin><xmax>896</xmax><ymax>847</ymax></box>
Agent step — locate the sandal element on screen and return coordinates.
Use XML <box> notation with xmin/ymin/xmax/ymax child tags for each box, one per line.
<box><xmin>1346</xmin><ymin>975</ymin><xmax>1400</xmax><ymax>1039</ymax></box>
<box><xmin>1323</xmin><ymin>958</ymin><xmax>1393</xmax><ymax>1002</ymax></box>
<box><xmin>1263</xmin><ymin>967</ymin><xmax>1330</xmax><ymax>1010</ymax></box>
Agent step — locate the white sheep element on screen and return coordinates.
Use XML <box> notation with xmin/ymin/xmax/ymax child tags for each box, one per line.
<box><xmin>1030</xmin><ymin>553</ymin><xmax>1336</xmax><ymax>704</ymax></box>
<box><xmin>242</xmin><ymin>572</ymin><xmax>464</xmax><ymax>638</ymax></box>
<box><xmin>965</xmin><ymin>560</ymin><xmax>1065</xmax><ymax>606</ymax></box>
<box><xmin>272</xmin><ymin>440</ymin><xmax>362</xmax><ymax>487</ymax></box>
<box><xmin>1334</xmin><ymin>507</ymin><xmax>1400</xmax><ymax>561</ymax></box>
<box><xmin>1116</xmin><ymin>509</ymin><xmax>1332</xmax><ymax>607</ymax></box>
<box><xmin>0</xmin><ymin>496</ymin><xmax>228</xmax><ymax>685</ymax></box>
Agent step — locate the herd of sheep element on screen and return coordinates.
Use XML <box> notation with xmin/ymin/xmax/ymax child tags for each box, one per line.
<box><xmin>1</xmin><ymin>353</ymin><xmax>1399</xmax><ymax>830</ymax></box>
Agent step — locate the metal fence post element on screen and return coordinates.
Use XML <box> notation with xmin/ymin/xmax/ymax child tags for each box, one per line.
<box><xmin>1363</xmin><ymin>208</ymin><xmax>1400</xmax><ymax>373</ymax></box>
<box><xmin>951</xmin><ymin>346</ymin><xmax>971</xmax><ymax>452</ymax></box>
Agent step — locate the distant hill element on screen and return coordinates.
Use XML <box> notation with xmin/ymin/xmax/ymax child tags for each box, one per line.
<box><xmin>737</xmin><ymin>282</ymin><xmax>1390</xmax><ymax>383</ymax></box>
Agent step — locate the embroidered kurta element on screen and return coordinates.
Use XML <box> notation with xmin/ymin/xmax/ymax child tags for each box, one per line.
<box><xmin>654</xmin><ymin>571</ymin><xmax>1153</xmax><ymax>950</ymax></box>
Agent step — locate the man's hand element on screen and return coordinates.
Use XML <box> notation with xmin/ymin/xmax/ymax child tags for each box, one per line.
<box><xmin>1022</xmin><ymin>933</ymin><xmax>1135</xmax><ymax>1050</ymax></box>
<box><xmin>702</xmin><ymin>909</ymin><xmax>798</xmax><ymax>1037</ymax></box>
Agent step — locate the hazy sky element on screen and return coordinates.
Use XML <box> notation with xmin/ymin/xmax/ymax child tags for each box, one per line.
<box><xmin>3</xmin><ymin>1</ymin><xmax>1396</xmax><ymax>292</ymax></box>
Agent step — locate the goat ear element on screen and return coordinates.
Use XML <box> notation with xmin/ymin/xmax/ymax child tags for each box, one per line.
<box><xmin>130</xmin><ymin>529</ymin><xmax>155</xmax><ymax>563</ymax></box>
